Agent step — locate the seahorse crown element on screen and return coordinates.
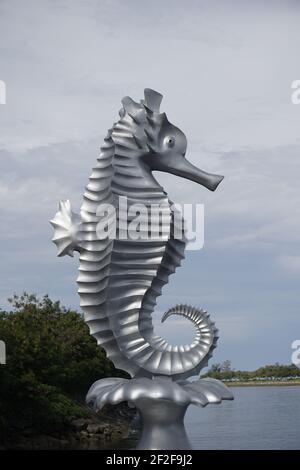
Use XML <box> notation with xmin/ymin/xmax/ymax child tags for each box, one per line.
<box><xmin>112</xmin><ymin>89</ymin><xmax>187</xmax><ymax>171</ymax></box>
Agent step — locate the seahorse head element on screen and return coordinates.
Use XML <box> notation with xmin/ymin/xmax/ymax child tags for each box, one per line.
<box><xmin>113</xmin><ymin>88</ymin><xmax>223</xmax><ymax>191</ymax></box>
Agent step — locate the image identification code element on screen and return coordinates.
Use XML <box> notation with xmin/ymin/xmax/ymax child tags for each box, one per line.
<box><xmin>106</xmin><ymin>454</ymin><xmax>192</xmax><ymax>467</ymax></box>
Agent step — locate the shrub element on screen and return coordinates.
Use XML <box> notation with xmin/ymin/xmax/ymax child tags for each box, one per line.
<box><xmin>0</xmin><ymin>293</ymin><xmax>125</xmax><ymax>437</ymax></box>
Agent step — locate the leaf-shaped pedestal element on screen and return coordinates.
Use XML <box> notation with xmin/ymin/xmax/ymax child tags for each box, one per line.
<box><xmin>86</xmin><ymin>376</ymin><xmax>233</xmax><ymax>450</ymax></box>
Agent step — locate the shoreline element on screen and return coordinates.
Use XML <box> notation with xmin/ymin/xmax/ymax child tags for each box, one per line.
<box><xmin>226</xmin><ymin>380</ymin><xmax>300</xmax><ymax>387</ymax></box>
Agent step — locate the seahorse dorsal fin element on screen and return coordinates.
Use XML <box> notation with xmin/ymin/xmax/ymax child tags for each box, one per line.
<box><xmin>121</xmin><ymin>96</ymin><xmax>145</xmax><ymax>123</ymax></box>
<box><xmin>144</xmin><ymin>88</ymin><xmax>163</xmax><ymax>113</ymax></box>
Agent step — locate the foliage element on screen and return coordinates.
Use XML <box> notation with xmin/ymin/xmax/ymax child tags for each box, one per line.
<box><xmin>203</xmin><ymin>360</ymin><xmax>300</xmax><ymax>381</ymax></box>
<box><xmin>0</xmin><ymin>293</ymin><xmax>126</xmax><ymax>438</ymax></box>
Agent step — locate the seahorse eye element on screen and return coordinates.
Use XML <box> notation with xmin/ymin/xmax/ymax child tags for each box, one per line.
<box><xmin>164</xmin><ymin>136</ymin><xmax>176</xmax><ymax>148</ymax></box>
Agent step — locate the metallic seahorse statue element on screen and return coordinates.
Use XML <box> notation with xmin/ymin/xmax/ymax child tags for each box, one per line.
<box><xmin>51</xmin><ymin>89</ymin><xmax>233</xmax><ymax>449</ymax></box>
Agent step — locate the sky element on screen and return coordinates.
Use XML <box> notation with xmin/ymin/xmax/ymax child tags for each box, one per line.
<box><xmin>0</xmin><ymin>0</ymin><xmax>300</xmax><ymax>370</ymax></box>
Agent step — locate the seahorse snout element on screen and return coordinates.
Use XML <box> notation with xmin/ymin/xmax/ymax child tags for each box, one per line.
<box><xmin>163</xmin><ymin>155</ymin><xmax>224</xmax><ymax>192</ymax></box>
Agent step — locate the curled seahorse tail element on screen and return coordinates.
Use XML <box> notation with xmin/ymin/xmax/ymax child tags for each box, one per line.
<box><xmin>117</xmin><ymin>304</ymin><xmax>218</xmax><ymax>381</ymax></box>
<box><xmin>161</xmin><ymin>304</ymin><xmax>218</xmax><ymax>378</ymax></box>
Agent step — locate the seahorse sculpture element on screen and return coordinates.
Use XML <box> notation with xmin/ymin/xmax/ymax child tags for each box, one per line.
<box><xmin>51</xmin><ymin>89</ymin><xmax>233</xmax><ymax>449</ymax></box>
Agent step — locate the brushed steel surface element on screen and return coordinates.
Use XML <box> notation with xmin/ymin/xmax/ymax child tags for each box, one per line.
<box><xmin>51</xmin><ymin>88</ymin><xmax>224</xmax><ymax>380</ymax></box>
<box><xmin>86</xmin><ymin>376</ymin><xmax>233</xmax><ymax>449</ymax></box>
<box><xmin>51</xmin><ymin>89</ymin><xmax>232</xmax><ymax>450</ymax></box>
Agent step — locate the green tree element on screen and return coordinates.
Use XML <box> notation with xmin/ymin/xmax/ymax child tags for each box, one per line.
<box><xmin>0</xmin><ymin>293</ymin><xmax>126</xmax><ymax>438</ymax></box>
<box><xmin>202</xmin><ymin>361</ymin><xmax>300</xmax><ymax>381</ymax></box>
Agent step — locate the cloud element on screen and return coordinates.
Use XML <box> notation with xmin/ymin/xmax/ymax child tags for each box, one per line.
<box><xmin>1</xmin><ymin>0</ymin><xmax>300</xmax><ymax>153</ymax></box>
<box><xmin>158</xmin><ymin>145</ymin><xmax>300</xmax><ymax>258</ymax></box>
<box><xmin>0</xmin><ymin>0</ymin><xmax>300</xmax><ymax>368</ymax></box>
<box><xmin>279</xmin><ymin>255</ymin><xmax>300</xmax><ymax>273</ymax></box>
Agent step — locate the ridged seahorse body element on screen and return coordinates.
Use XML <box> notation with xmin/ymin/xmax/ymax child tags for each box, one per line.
<box><xmin>51</xmin><ymin>89</ymin><xmax>224</xmax><ymax>381</ymax></box>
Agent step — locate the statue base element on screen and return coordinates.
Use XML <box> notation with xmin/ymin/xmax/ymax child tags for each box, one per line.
<box><xmin>86</xmin><ymin>376</ymin><xmax>233</xmax><ymax>450</ymax></box>
<box><xmin>134</xmin><ymin>398</ymin><xmax>190</xmax><ymax>450</ymax></box>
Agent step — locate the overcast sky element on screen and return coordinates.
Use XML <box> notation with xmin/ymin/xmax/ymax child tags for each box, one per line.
<box><xmin>0</xmin><ymin>0</ymin><xmax>300</xmax><ymax>370</ymax></box>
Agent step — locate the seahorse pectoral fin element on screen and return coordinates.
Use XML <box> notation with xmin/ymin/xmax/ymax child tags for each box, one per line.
<box><xmin>50</xmin><ymin>200</ymin><xmax>82</xmax><ymax>257</ymax></box>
